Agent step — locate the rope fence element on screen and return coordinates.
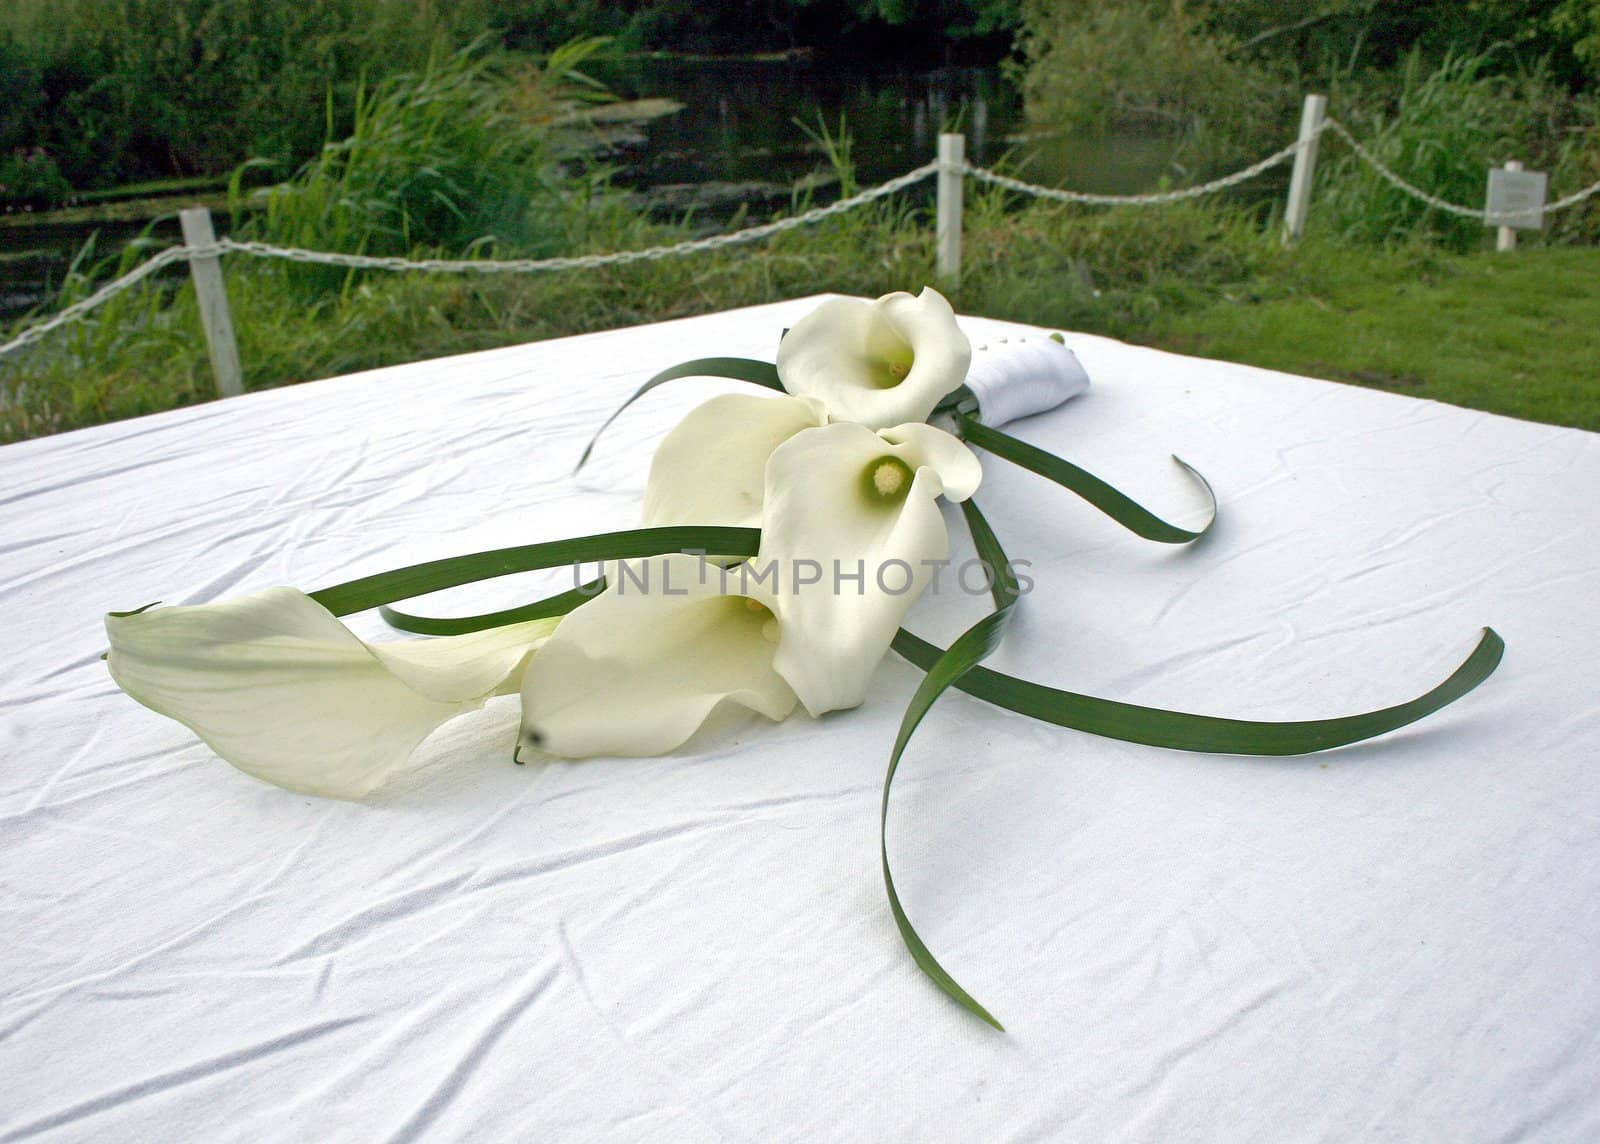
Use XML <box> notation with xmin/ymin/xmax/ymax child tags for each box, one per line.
<box><xmin>0</xmin><ymin>246</ymin><xmax>194</xmax><ymax>360</ymax></box>
<box><xmin>5</xmin><ymin>96</ymin><xmax>1600</xmax><ymax>396</ymax></box>
<box><xmin>959</xmin><ymin>136</ymin><xmax>1310</xmax><ymax>206</ymax></box>
<box><xmin>1321</xmin><ymin>118</ymin><xmax>1600</xmax><ymax>221</ymax></box>
<box><xmin>217</xmin><ymin>160</ymin><xmax>941</xmax><ymax>275</ymax></box>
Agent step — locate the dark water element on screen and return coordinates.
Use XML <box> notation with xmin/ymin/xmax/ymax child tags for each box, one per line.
<box><xmin>592</xmin><ymin>55</ymin><xmax>1181</xmax><ymax>197</ymax></box>
<box><xmin>3</xmin><ymin>58</ymin><xmax>1188</xmax><ymax>322</ymax></box>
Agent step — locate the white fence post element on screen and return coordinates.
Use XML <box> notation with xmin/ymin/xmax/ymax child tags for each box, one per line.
<box><xmin>936</xmin><ymin>133</ymin><xmax>965</xmax><ymax>288</ymax></box>
<box><xmin>1496</xmin><ymin>160</ymin><xmax>1523</xmax><ymax>252</ymax></box>
<box><xmin>178</xmin><ymin>207</ymin><xmax>243</xmax><ymax>399</ymax></box>
<box><xmin>1283</xmin><ymin>93</ymin><xmax>1327</xmax><ymax>243</ymax></box>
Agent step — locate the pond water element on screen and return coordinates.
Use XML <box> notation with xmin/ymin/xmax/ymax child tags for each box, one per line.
<box><xmin>592</xmin><ymin>55</ymin><xmax>1182</xmax><ymax>200</ymax></box>
<box><xmin>3</xmin><ymin>57</ymin><xmax>1188</xmax><ymax>322</ymax></box>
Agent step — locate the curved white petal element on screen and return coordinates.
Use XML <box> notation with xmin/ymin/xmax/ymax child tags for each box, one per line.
<box><xmin>776</xmin><ymin>287</ymin><xmax>971</xmax><ymax>429</ymax></box>
<box><xmin>642</xmin><ymin>392</ymin><xmax>827</xmax><ymax>528</ymax></box>
<box><xmin>519</xmin><ymin>554</ymin><xmax>796</xmax><ymax>758</ymax></box>
<box><xmin>105</xmin><ymin>588</ymin><xmax>558</xmax><ymax>799</ymax></box>
<box><xmin>754</xmin><ymin>421</ymin><xmax>982</xmax><ymax>716</ymax></box>
<box><xmin>877</xmin><ymin>421</ymin><xmax>984</xmax><ymax>502</ymax></box>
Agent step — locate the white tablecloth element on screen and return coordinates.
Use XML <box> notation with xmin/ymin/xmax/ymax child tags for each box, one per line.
<box><xmin>3</xmin><ymin>298</ymin><xmax>1597</xmax><ymax>1142</ymax></box>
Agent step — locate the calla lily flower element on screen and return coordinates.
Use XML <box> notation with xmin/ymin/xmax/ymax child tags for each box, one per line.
<box><xmin>642</xmin><ymin>392</ymin><xmax>827</xmax><ymax>528</ymax></box>
<box><xmin>775</xmin><ymin>287</ymin><xmax>971</xmax><ymax>429</ymax></box>
<box><xmin>755</xmin><ymin>420</ymin><xmax>983</xmax><ymax>716</ymax></box>
<box><xmin>518</xmin><ymin>553</ymin><xmax>796</xmax><ymax>758</ymax></box>
<box><xmin>638</xmin><ymin>394</ymin><xmax>984</xmax><ymax>726</ymax></box>
<box><xmin>106</xmin><ymin>588</ymin><xmax>559</xmax><ymax>799</ymax></box>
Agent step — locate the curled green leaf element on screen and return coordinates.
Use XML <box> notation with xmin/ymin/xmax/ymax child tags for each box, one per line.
<box><xmin>573</xmin><ymin>357</ymin><xmax>783</xmax><ymax>474</ymax></box>
<box><xmin>309</xmin><ymin>526</ymin><xmax>760</xmax><ymax>618</ymax></box>
<box><xmin>890</xmin><ymin>627</ymin><xmax>1504</xmax><ymax>756</ymax></box>
<box><xmin>880</xmin><ymin>497</ymin><xmax>1021</xmax><ymax>1030</ymax></box>
<box><xmin>958</xmin><ymin>415</ymin><xmax>1215</xmax><ymax>544</ymax></box>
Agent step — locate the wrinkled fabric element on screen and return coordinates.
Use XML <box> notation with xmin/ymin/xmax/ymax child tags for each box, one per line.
<box><xmin>3</xmin><ymin>297</ymin><xmax>1598</xmax><ymax>1142</ymax></box>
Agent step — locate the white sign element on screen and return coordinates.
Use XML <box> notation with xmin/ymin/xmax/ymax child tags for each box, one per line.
<box><xmin>1485</xmin><ymin>168</ymin><xmax>1548</xmax><ymax>230</ymax></box>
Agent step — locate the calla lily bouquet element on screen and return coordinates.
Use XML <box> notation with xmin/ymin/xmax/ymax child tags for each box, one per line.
<box><xmin>105</xmin><ymin>289</ymin><xmax>1503</xmax><ymax>1029</ymax></box>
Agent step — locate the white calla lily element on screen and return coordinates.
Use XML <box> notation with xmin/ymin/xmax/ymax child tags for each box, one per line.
<box><xmin>517</xmin><ymin>553</ymin><xmax>796</xmax><ymax>758</ymax></box>
<box><xmin>642</xmin><ymin>392</ymin><xmax>827</xmax><ymax>528</ymax></box>
<box><xmin>776</xmin><ymin>287</ymin><xmax>971</xmax><ymax>429</ymax></box>
<box><xmin>106</xmin><ymin>588</ymin><xmax>559</xmax><ymax>799</ymax></box>
<box><xmin>753</xmin><ymin>420</ymin><xmax>983</xmax><ymax>717</ymax></box>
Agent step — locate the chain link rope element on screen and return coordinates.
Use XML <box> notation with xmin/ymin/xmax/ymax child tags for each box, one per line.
<box><xmin>0</xmin><ymin>246</ymin><xmax>193</xmax><ymax>359</ymax></box>
<box><xmin>961</xmin><ymin>136</ymin><xmax>1312</xmax><ymax>205</ymax></box>
<box><xmin>212</xmin><ymin>161</ymin><xmax>940</xmax><ymax>274</ymax></box>
<box><xmin>1319</xmin><ymin>118</ymin><xmax>1600</xmax><ymax>221</ymax></box>
<box><xmin>0</xmin><ymin>164</ymin><xmax>937</xmax><ymax>360</ymax></box>
<box><xmin>6</xmin><ymin>123</ymin><xmax>1600</xmax><ymax>362</ymax></box>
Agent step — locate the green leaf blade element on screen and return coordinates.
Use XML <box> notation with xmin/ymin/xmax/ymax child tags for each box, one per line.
<box><xmin>891</xmin><ymin>627</ymin><xmax>1504</xmax><ymax>756</ymax></box>
<box><xmin>573</xmin><ymin>357</ymin><xmax>782</xmax><ymax>474</ymax></box>
<box><xmin>380</xmin><ymin>578</ymin><xmax>604</xmax><ymax>634</ymax></box>
<box><xmin>309</xmin><ymin>526</ymin><xmax>761</xmax><ymax>617</ymax></box>
<box><xmin>880</xmin><ymin>498</ymin><xmax>1021</xmax><ymax>1030</ymax></box>
<box><xmin>960</xmin><ymin>415</ymin><xmax>1216</xmax><ymax>544</ymax></box>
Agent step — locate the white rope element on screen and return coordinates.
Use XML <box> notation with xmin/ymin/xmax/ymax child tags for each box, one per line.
<box><xmin>1545</xmin><ymin>178</ymin><xmax>1600</xmax><ymax>212</ymax></box>
<box><xmin>215</xmin><ymin>161</ymin><xmax>940</xmax><ymax>273</ymax></box>
<box><xmin>961</xmin><ymin>136</ymin><xmax>1312</xmax><ymax>205</ymax></box>
<box><xmin>0</xmin><ymin>246</ymin><xmax>193</xmax><ymax>360</ymax></box>
<box><xmin>0</xmin><ymin>163</ymin><xmax>937</xmax><ymax>359</ymax></box>
<box><xmin>6</xmin><ymin>122</ymin><xmax>1599</xmax><ymax>363</ymax></box>
<box><xmin>1322</xmin><ymin>117</ymin><xmax>1600</xmax><ymax>220</ymax></box>
<box><xmin>1320</xmin><ymin>119</ymin><xmax>1490</xmax><ymax>220</ymax></box>
<box><xmin>965</xmin><ymin>118</ymin><xmax>1600</xmax><ymax>219</ymax></box>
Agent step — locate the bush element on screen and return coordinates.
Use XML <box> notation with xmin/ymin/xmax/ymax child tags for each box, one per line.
<box><xmin>241</xmin><ymin>47</ymin><xmax>554</xmax><ymax>259</ymax></box>
<box><xmin>1316</xmin><ymin>48</ymin><xmax>1600</xmax><ymax>249</ymax></box>
<box><xmin>0</xmin><ymin>146</ymin><xmax>71</xmax><ymax>207</ymax></box>
<box><xmin>0</xmin><ymin>0</ymin><xmax>469</xmax><ymax>194</ymax></box>
<box><xmin>1015</xmin><ymin>0</ymin><xmax>1295</xmax><ymax>171</ymax></box>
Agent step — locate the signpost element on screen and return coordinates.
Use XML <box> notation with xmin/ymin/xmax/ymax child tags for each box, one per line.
<box><xmin>1485</xmin><ymin>162</ymin><xmax>1547</xmax><ymax>251</ymax></box>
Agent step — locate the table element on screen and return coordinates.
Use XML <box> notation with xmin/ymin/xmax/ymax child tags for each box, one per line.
<box><xmin>3</xmin><ymin>298</ymin><xmax>1597</xmax><ymax>1141</ymax></box>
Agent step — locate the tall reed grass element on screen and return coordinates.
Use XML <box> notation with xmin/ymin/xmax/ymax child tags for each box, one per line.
<box><xmin>231</xmin><ymin>37</ymin><xmax>616</xmax><ymax>305</ymax></box>
<box><xmin>0</xmin><ymin>92</ymin><xmax>937</xmax><ymax>442</ymax></box>
<box><xmin>0</xmin><ymin>0</ymin><xmax>501</xmax><ymax>197</ymax></box>
<box><xmin>1317</xmin><ymin>49</ymin><xmax>1600</xmax><ymax>249</ymax></box>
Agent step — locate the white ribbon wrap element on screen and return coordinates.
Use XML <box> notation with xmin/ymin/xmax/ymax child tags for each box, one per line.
<box><xmin>963</xmin><ymin>335</ymin><xmax>1090</xmax><ymax>426</ymax></box>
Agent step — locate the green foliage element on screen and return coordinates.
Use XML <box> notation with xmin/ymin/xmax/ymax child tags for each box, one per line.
<box><xmin>0</xmin><ymin>128</ymin><xmax>935</xmax><ymax>441</ymax></box>
<box><xmin>0</xmin><ymin>0</ymin><xmax>1025</xmax><ymax>204</ymax></box>
<box><xmin>0</xmin><ymin>0</ymin><xmax>486</xmax><ymax>196</ymax></box>
<box><xmin>1555</xmin><ymin>0</ymin><xmax>1600</xmax><ymax>67</ymax></box>
<box><xmin>1014</xmin><ymin>2</ymin><xmax>1600</xmax><ymax>244</ymax></box>
<box><xmin>5</xmin><ymin>0</ymin><xmax>1600</xmax><ymax>447</ymax></box>
<box><xmin>237</xmin><ymin>42</ymin><xmax>612</xmax><ymax>262</ymax></box>
<box><xmin>0</xmin><ymin>147</ymin><xmax>71</xmax><ymax>207</ymax></box>
<box><xmin>1016</xmin><ymin>0</ymin><xmax>1295</xmax><ymax>170</ymax></box>
<box><xmin>956</xmin><ymin>176</ymin><xmax>1274</xmax><ymax>335</ymax></box>
<box><xmin>1316</xmin><ymin>49</ymin><xmax>1600</xmax><ymax>248</ymax></box>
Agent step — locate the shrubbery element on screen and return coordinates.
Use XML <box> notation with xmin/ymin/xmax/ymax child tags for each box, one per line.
<box><xmin>0</xmin><ymin>0</ymin><xmax>472</xmax><ymax>197</ymax></box>
<box><xmin>0</xmin><ymin>0</ymin><xmax>1020</xmax><ymax>206</ymax></box>
<box><xmin>1014</xmin><ymin>0</ymin><xmax>1600</xmax><ymax>246</ymax></box>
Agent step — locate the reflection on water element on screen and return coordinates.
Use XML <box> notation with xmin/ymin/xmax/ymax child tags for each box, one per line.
<box><xmin>3</xmin><ymin>58</ymin><xmax>1193</xmax><ymax>321</ymax></box>
<box><xmin>592</xmin><ymin>56</ymin><xmax>1181</xmax><ymax>196</ymax></box>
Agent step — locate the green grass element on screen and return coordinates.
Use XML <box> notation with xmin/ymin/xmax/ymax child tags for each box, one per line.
<box><xmin>0</xmin><ymin>193</ymin><xmax>940</xmax><ymax>442</ymax></box>
<box><xmin>6</xmin><ymin>25</ymin><xmax>1597</xmax><ymax>444</ymax></box>
<box><xmin>3</xmin><ymin>189</ymin><xmax>1597</xmax><ymax>442</ymax></box>
<box><xmin>1138</xmin><ymin>244</ymin><xmax>1600</xmax><ymax>432</ymax></box>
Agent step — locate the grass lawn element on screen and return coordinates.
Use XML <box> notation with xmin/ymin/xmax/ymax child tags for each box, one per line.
<box><xmin>1139</xmin><ymin>245</ymin><xmax>1600</xmax><ymax>432</ymax></box>
<box><xmin>5</xmin><ymin>202</ymin><xmax>1597</xmax><ymax>442</ymax></box>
